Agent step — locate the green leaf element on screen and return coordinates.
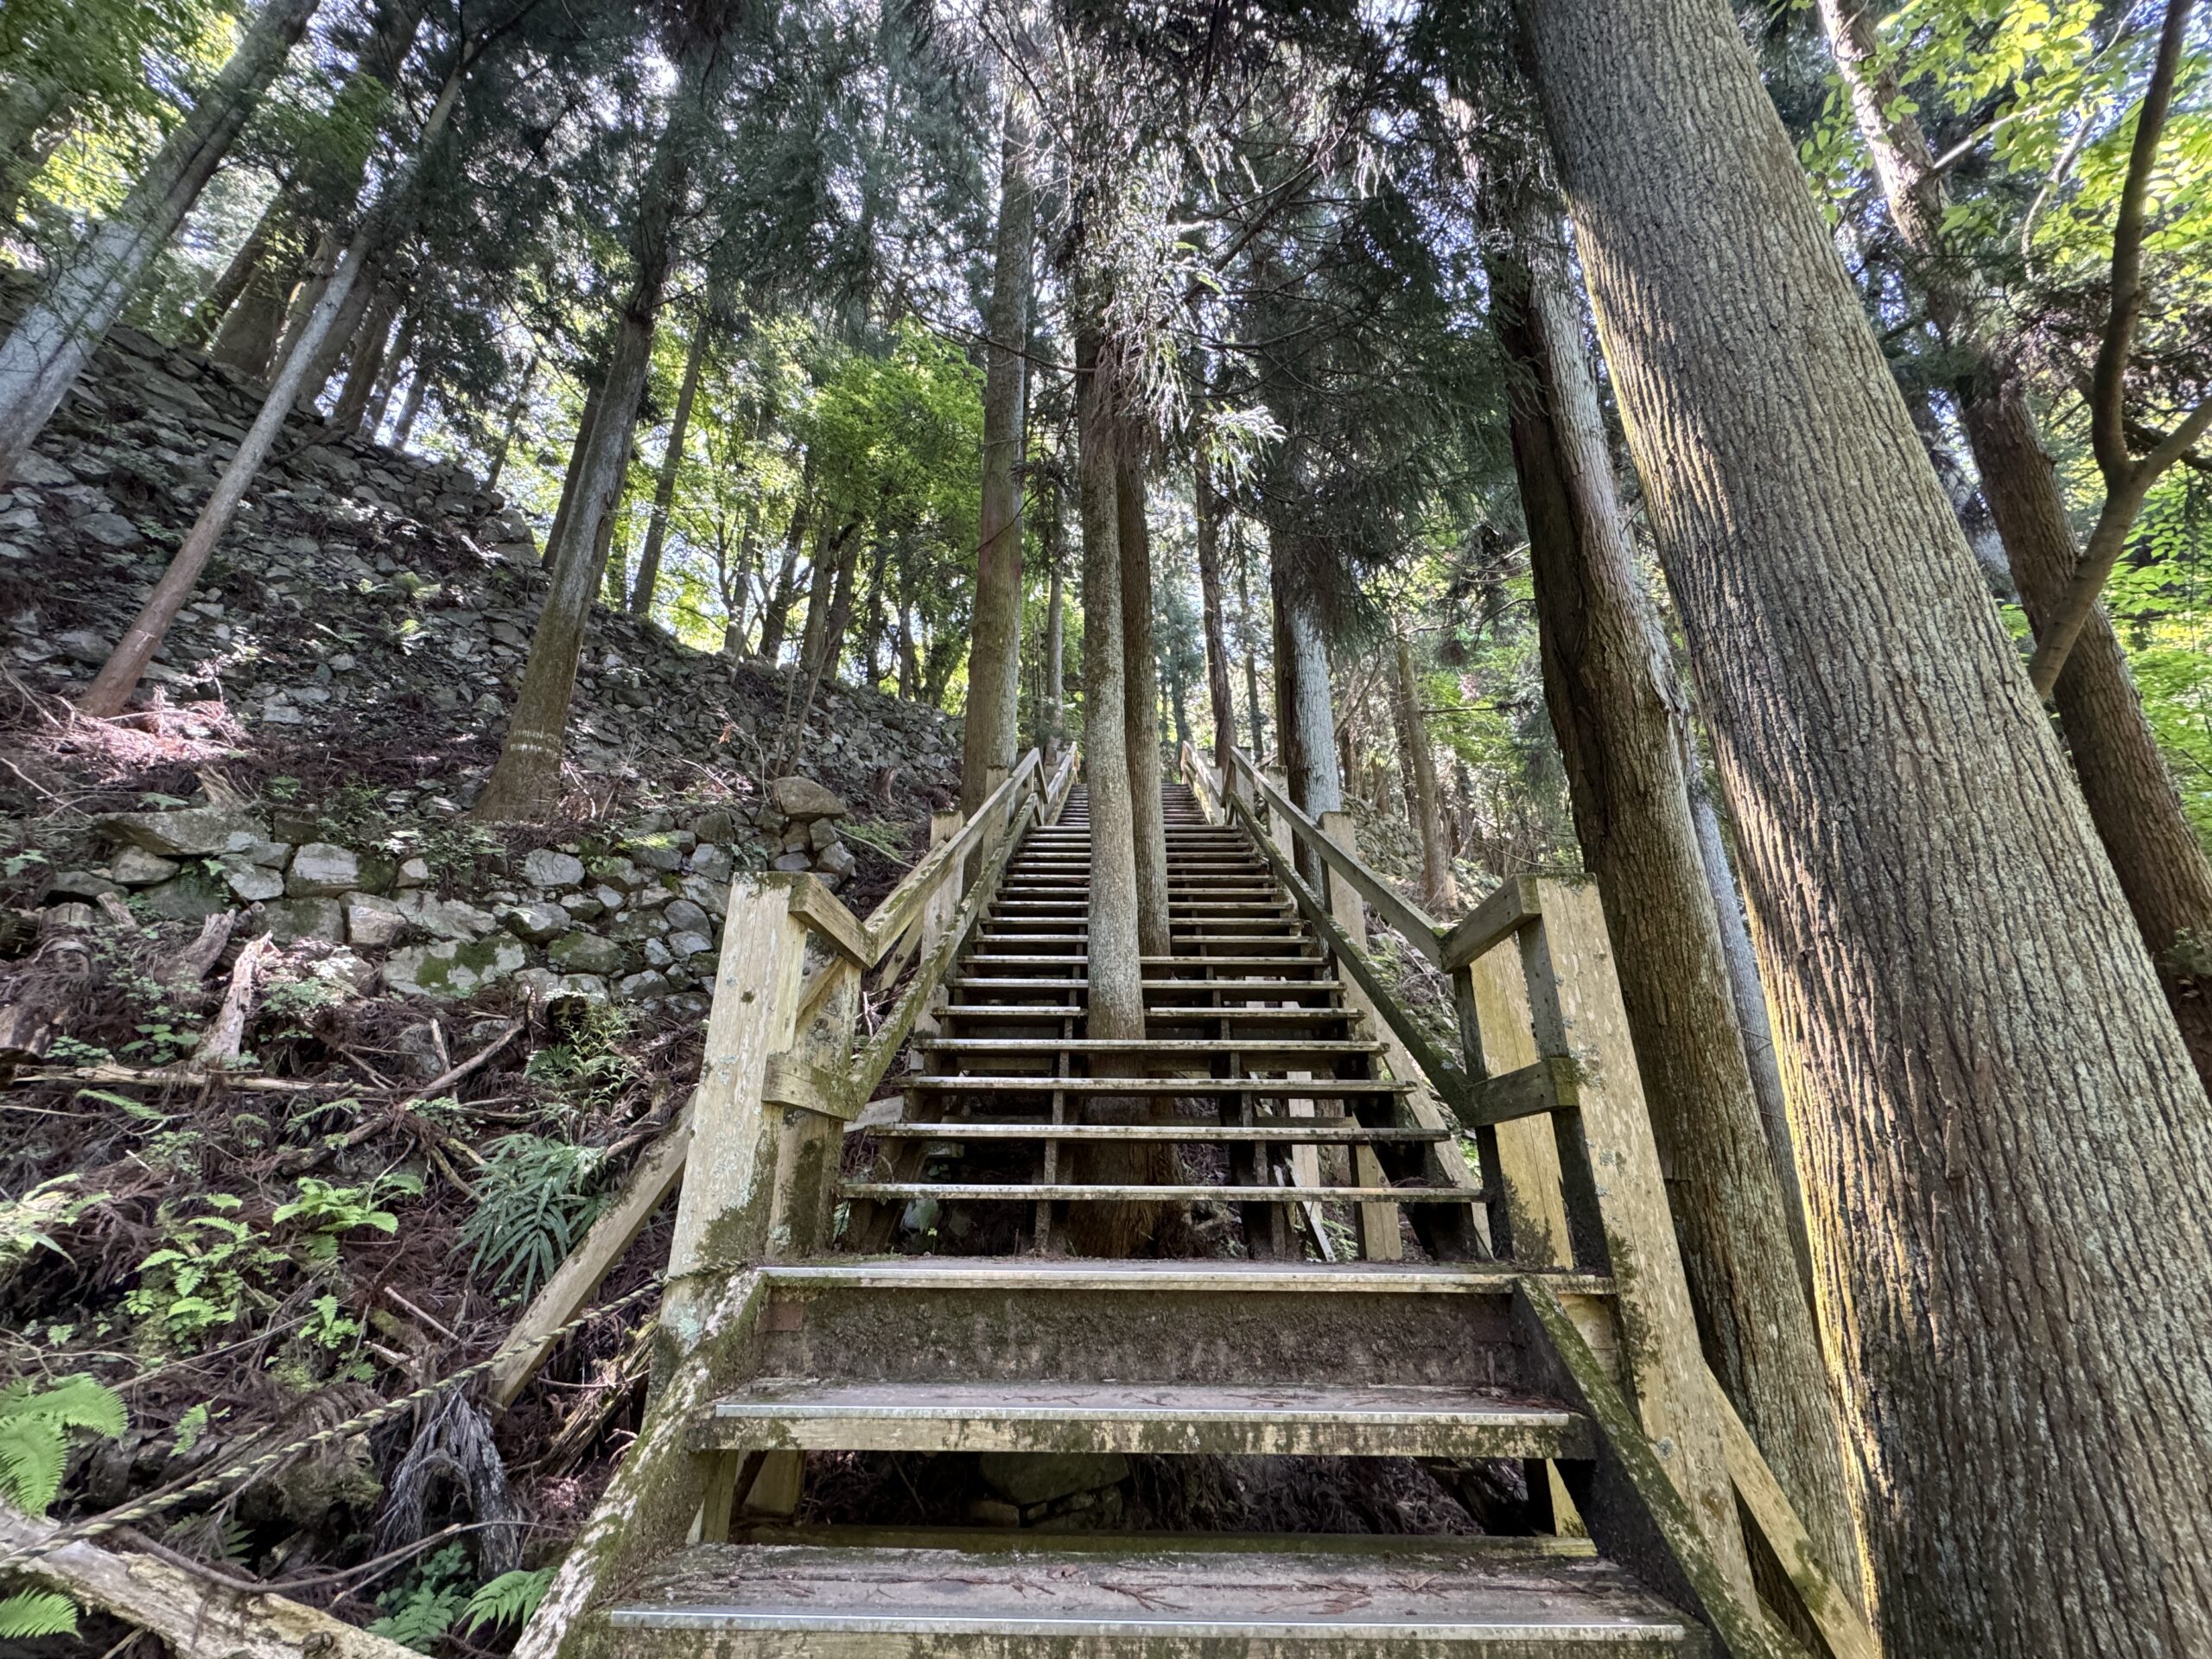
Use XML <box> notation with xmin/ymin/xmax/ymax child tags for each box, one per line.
<box><xmin>0</xmin><ymin>1589</ymin><xmax>79</xmax><ymax>1638</ymax></box>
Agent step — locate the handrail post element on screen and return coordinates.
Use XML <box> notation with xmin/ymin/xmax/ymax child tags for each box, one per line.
<box><xmin>664</xmin><ymin>878</ymin><xmax>810</xmax><ymax>1325</ymax></box>
<box><xmin>910</xmin><ymin>808</ymin><xmax>965</xmax><ymax>1038</ymax></box>
<box><xmin>1516</xmin><ymin>876</ymin><xmax>1753</xmax><ymax>1599</ymax></box>
<box><xmin>1315</xmin><ymin>809</ymin><xmax>1402</xmax><ymax>1261</ymax></box>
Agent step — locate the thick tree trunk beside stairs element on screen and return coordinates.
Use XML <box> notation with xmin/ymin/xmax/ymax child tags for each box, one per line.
<box><xmin>1517</xmin><ymin>0</ymin><xmax>2212</xmax><ymax>1649</ymax></box>
<box><xmin>1491</xmin><ymin>205</ymin><xmax>1862</xmax><ymax>1612</ymax></box>
<box><xmin>1117</xmin><ymin>453</ymin><xmax>1172</xmax><ymax>957</ymax></box>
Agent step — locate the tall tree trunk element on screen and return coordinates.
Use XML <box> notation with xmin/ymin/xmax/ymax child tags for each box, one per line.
<box><xmin>1269</xmin><ymin>546</ymin><xmax>1342</xmax><ymax>887</ymax></box>
<box><xmin>959</xmin><ymin>92</ymin><xmax>1038</xmax><ymax>815</ymax></box>
<box><xmin>1077</xmin><ymin>333</ymin><xmax>1144</xmax><ymax>1044</ymax></box>
<box><xmin>474</xmin><ymin>57</ymin><xmax>700</xmax><ymax>822</ymax></box>
<box><xmin>184</xmin><ymin>188</ymin><xmax>289</xmax><ymax>349</ymax></box>
<box><xmin>0</xmin><ymin>73</ymin><xmax>68</xmax><ymax>228</ymax></box>
<box><xmin>1491</xmin><ymin>203</ymin><xmax>1860</xmax><ymax>1605</ymax></box>
<box><xmin>209</xmin><ymin>250</ymin><xmax>297</xmax><ymax>380</ymax></box>
<box><xmin>0</xmin><ymin>0</ymin><xmax>323</xmax><ymax>483</ymax></box>
<box><xmin>1070</xmin><ymin>329</ymin><xmax>1162</xmax><ymax>1257</ymax></box>
<box><xmin>78</xmin><ymin>60</ymin><xmax>461</xmax><ymax>718</ymax></box>
<box><xmin>629</xmin><ymin>303</ymin><xmax>714</xmax><ymax>619</ymax></box>
<box><xmin>544</xmin><ymin>380</ymin><xmax>606</xmax><ymax>565</ymax></box>
<box><xmin>331</xmin><ymin>282</ymin><xmax>401</xmax><ymax>431</ymax></box>
<box><xmin>756</xmin><ymin>467</ymin><xmax>814</xmax><ymax>664</ymax></box>
<box><xmin>296</xmin><ymin>251</ymin><xmax>386</xmax><ymax>409</ymax></box>
<box><xmin>483</xmin><ymin>351</ymin><xmax>537</xmax><ymax>488</ymax></box>
<box><xmin>1682</xmin><ymin>759</ymin><xmax>1808</xmax><ymax>1293</ymax></box>
<box><xmin>1237</xmin><ymin>543</ymin><xmax>1267</xmax><ymax>760</ymax></box>
<box><xmin>1517</xmin><ymin>1</ymin><xmax>2212</xmax><ymax>1651</ymax></box>
<box><xmin>1815</xmin><ymin>0</ymin><xmax>2212</xmax><ymax>1086</ymax></box>
<box><xmin>1391</xmin><ymin>639</ymin><xmax>1458</xmax><ymax>912</ymax></box>
<box><xmin>1117</xmin><ymin>454</ymin><xmax>1172</xmax><ymax>957</ymax></box>
<box><xmin>363</xmin><ymin>305</ymin><xmax>417</xmax><ymax>437</ymax></box>
<box><xmin>1192</xmin><ymin>446</ymin><xmax>1237</xmax><ymax>772</ymax></box>
<box><xmin>389</xmin><ymin>363</ymin><xmax>429</xmax><ymax>448</ymax></box>
<box><xmin>857</xmin><ymin>537</ymin><xmax>893</xmax><ymax>689</ymax></box>
<box><xmin>1044</xmin><ymin>497</ymin><xmax>1066</xmax><ymax>761</ymax></box>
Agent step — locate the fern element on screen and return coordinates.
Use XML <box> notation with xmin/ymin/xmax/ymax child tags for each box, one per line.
<box><xmin>0</xmin><ymin>1588</ymin><xmax>78</xmax><ymax>1637</ymax></box>
<box><xmin>462</xmin><ymin>1566</ymin><xmax>555</xmax><ymax>1635</ymax></box>
<box><xmin>0</xmin><ymin>1375</ymin><xmax>127</xmax><ymax>1514</ymax></box>
<box><xmin>459</xmin><ymin>1135</ymin><xmax>608</xmax><ymax>1302</ymax></box>
<box><xmin>368</xmin><ymin>1543</ymin><xmax>474</xmax><ymax>1652</ymax></box>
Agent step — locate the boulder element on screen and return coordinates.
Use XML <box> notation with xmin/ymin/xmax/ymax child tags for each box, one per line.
<box><xmin>586</xmin><ymin>855</ymin><xmax>643</xmax><ymax>892</ymax></box>
<box><xmin>97</xmin><ymin>805</ymin><xmax>270</xmax><ymax>858</ymax></box>
<box><xmin>771</xmin><ymin>851</ymin><xmax>811</xmax><ymax>873</ymax></box>
<box><xmin>623</xmin><ymin>834</ymin><xmax>686</xmax><ymax>873</ymax></box>
<box><xmin>396</xmin><ymin>856</ymin><xmax>432</xmax><ymax>887</ymax></box>
<box><xmin>264</xmin><ymin>896</ymin><xmax>346</xmax><ymax>943</ymax></box>
<box><xmin>512</xmin><ymin>968</ymin><xmax>609</xmax><ymax>1007</ymax></box>
<box><xmin>286</xmin><ymin>842</ymin><xmax>359</xmax><ymax>897</ymax></box>
<box><xmin>220</xmin><ymin>860</ymin><xmax>285</xmax><ymax>903</ymax></box>
<box><xmin>76</xmin><ymin>512</ymin><xmax>141</xmax><ymax>548</ymax></box>
<box><xmin>384</xmin><ymin>936</ymin><xmax>526</xmax><ymax>999</ymax></box>
<box><xmin>615</xmin><ymin>969</ymin><xmax>671</xmax><ymax>1002</ymax></box>
<box><xmin>521</xmin><ymin>848</ymin><xmax>586</xmax><ymax>890</ymax></box>
<box><xmin>48</xmin><ymin>870</ymin><xmax>124</xmax><ymax>900</ymax></box>
<box><xmin>499</xmin><ymin>900</ymin><xmax>569</xmax><ymax>945</ymax></box>
<box><xmin>667</xmin><ymin>930</ymin><xmax>715</xmax><ymax>961</ymax></box>
<box><xmin>688</xmin><ymin>843</ymin><xmax>734</xmax><ymax>884</ymax></box>
<box><xmin>814</xmin><ymin>841</ymin><xmax>856</xmax><ymax>879</ymax></box>
<box><xmin>769</xmin><ymin>776</ymin><xmax>848</xmax><ymax>823</ymax></box>
<box><xmin>663</xmin><ymin>898</ymin><xmax>712</xmax><ymax>935</ymax></box>
<box><xmin>108</xmin><ymin>846</ymin><xmax>181</xmax><ymax>886</ymax></box>
<box><xmin>388</xmin><ymin>891</ymin><xmax>494</xmax><ymax>941</ymax></box>
<box><xmin>345</xmin><ymin>894</ymin><xmax>407</xmax><ymax>948</ymax></box>
<box><xmin>549</xmin><ymin>931</ymin><xmax>628</xmax><ymax>976</ymax></box>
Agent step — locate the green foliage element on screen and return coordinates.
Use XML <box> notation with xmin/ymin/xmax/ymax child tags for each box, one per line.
<box><xmin>124</xmin><ymin>1196</ymin><xmax>284</xmax><ymax>1351</ymax></box>
<box><xmin>524</xmin><ymin>1003</ymin><xmax>635</xmax><ymax>1119</ymax></box>
<box><xmin>459</xmin><ymin>1135</ymin><xmax>609</xmax><ymax>1302</ymax></box>
<box><xmin>0</xmin><ymin>1589</ymin><xmax>79</xmax><ymax>1639</ymax></box>
<box><xmin>0</xmin><ymin>1374</ymin><xmax>126</xmax><ymax>1515</ymax></box>
<box><xmin>367</xmin><ymin>1543</ymin><xmax>475</xmax><ymax>1652</ymax></box>
<box><xmin>272</xmin><ymin>1174</ymin><xmax>416</xmax><ymax>1262</ymax></box>
<box><xmin>463</xmin><ymin>1567</ymin><xmax>556</xmax><ymax>1635</ymax></box>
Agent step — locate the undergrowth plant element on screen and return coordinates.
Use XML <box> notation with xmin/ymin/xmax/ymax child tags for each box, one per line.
<box><xmin>0</xmin><ymin>1375</ymin><xmax>126</xmax><ymax>1641</ymax></box>
<box><xmin>460</xmin><ymin>1134</ymin><xmax>609</xmax><ymax>1302</ymax></box>
<box><xmin>124</xmin><ymin>1195</ymin><xmax>284</xmax><ymax>1351</ymax></box>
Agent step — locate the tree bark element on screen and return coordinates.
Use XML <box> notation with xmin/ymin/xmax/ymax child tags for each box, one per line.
<box><xmin>483</xmin><ymin>350</ymin><xmax>537</xmax><ymax>488</ymax></box>
<box><xmin>1117</xmin><ymin>453</ymin><xmax>1172</xmax><ymax>957</ymax></box>
<box><xmin>388</xmin><ymin>359</ymin><xmax>429</xmax><ymax>448</ymax></box>
<box><xmin>1193</xmin><ymin>445</ymin><xmax>1238</xmax><ymax>772</ymax></box>
<box><xmin>184</xmin><ymin>186</ymin><xmax>289</xmax><ymax>349</ymax></box>
<box><xmin>1491</xmin><ymin>203</ymin><xmax>1859</xmax><ymax>1605</ymax></box>
<box><xmin>0</xmin><ymin>0</ymin><xmax>323</xmax><ymax>484</ymax></box>
<box><xmin>77</xmin><ymin>61</ymin><xmax>461</xmax><ymax>719</ymax></box>
<box><xmin>1237</xmin><ymin>538</ymin><xmax>1266</xmax><ymax>759</ymax></box>
<box><xmin>1077</xmin><ymin>332</ymin><xmax>1145</xmax><ymax>1046</ymax></box>
<box><xmin>1815</xmin><ymin>0</ymin><xmax>2212</xmax><ymax>1089</ymax></box>
<box><xmin>544</xmin><ymin>378</ymin><xmax>606</xmax><ymax>566</ymax></box>
<box><xmin>1044</xmin><ymin>496</ymin><xmax>1066</xmax><ymax>761</ymax></box>
<box><xmin>474</xmin><ymin>55</ymin><xmax>700</xmax><ymax>821</ymax></box>
<box><xmin>1517</xmin><ymin>0</ymin><xmax>2212</xmax><ymax>1650</ymax></box>
<box><xmin>1269</xmin><ymin>546</ymin><xmax>1342</xmax><ymax>887</ymax></box>
<box><xmin>629</xmin><ymin>302</ymin><xmax>714</xmax><ymax>619</ymax></box>
<box><xmin>1391</xmin><ymin>639</ymin><xmax>1459</xmax><ymax>913</ymax></box>
<box><xmin>208</xmin><ymin>246</ymin><xmax>297</xmax><ymax>381</ymax></box>
<box><xmin>329</xmin><ymin>279</ymin><xmax>401</xmax><ymax>429</ymax></box>
<box><xmin>959</xmin><ymin>90</ymin><xmax>1037</xmax><ymax>816</ymax></box>
<box><xmin>0</xmin><ymin>73</ymin><xmax>68</xmax><ymax>228</ymax></box>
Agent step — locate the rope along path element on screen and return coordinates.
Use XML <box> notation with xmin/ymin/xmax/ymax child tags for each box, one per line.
<box><xmin>0</xmin><ymin>1277</ymin><xmax>662</xmax><ymax>1572</ymax></box>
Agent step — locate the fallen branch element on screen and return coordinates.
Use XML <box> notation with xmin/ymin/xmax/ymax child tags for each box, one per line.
<box><xmin>168</xmin><ymin>912</ymin><xmax>237</xmax><ymax>985</ymax></box>
<box><xmin>0</xmin><ymin>1506</ymin><xmax>417</xmax><ymax>1659</ymax></box>
<box><xmin>194</xmin><ymin>932</ymin><xmax>274</xmax><ymax>1069</ymax></box>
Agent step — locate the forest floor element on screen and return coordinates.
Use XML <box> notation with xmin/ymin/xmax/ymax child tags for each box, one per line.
<box><xmin>0</xmin><ymin>304</ymin><xmax>962</xmax><ymax>1653</ymax></box>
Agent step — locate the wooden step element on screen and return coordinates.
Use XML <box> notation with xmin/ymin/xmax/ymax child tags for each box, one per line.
<box><xmin>871</xmin><ymin>1122</ymin><xmax>1442</xmax><ymax>1144</ymax></box>
<box><xmin>916</xmin><ymin>1038</ymin><xmax>1384</xmax><ymax>1058</ymax></box>
<box><xmin>958</xmin><ymin>956</ymin><xmax>1328</xmax><ymax>972</ymax></box>
<box><xmin>842</xmin><ymin>1181</ymin><xmax>1475</xmax><ymax>1204</ymax></box>
<box><xmin>694</xmin><ymin>1378</ymin><xmax>1586</xmax><ymax>1459</ymax></box>
<box><xmin>906</xmin><ymin>1077</ymin><xmax>1406</xmax><ymax>1097</ymax></box>
<box><xmin>942</xmin><ymin>977</ymin><xmax>1346</xmax><ymax>996</ymax></box>
<box><xmin>602</xmin><ymin>1539</ymin><xmax>1699</xmax><ymax>1654</ymax></box>
<box><xmin>937</xmin><ymin>1005</ymin><xmax>1355</xmax><ymax>1026</ymax></box>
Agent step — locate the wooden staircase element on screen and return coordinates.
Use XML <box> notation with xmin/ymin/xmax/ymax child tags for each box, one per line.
<box><xmin>515</xmin><ymin>751</ymin><xmax>1867</xmax><ymax>1659</ymax></box>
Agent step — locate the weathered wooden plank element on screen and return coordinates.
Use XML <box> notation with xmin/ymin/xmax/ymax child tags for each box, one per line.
<box><xmin>665</xmin><ymin>882</ymin><xmax>809</xmax><ymax>1300</ymax></box>
<box><xmin>1234</xmin><ymin>760</ymin><xmax>1446</xmax><ymax>963</ymax></box>
<box><xmin>1514</xmin><ymin>1281</ymin><xmax>1801</xmax><ymax>1659</ymax></box>
<box><xmin>1440</xmin><ymin>874</ymin><xmax>1543</xmax><ymax>969</ymax></box>
<box><xmin>1463</xmin><ymin>1057</ymin><xmax>1581</xmax><ymax>1128</ymax></box>
<box><xmin>1710</xmin><ymin>1366</ymin><xmax>1883</xmax><ymax>1659</ymax></box>
<box><xmin>780</xmin><ymin>874</ymin><xmax>871</xmax><ymax>966</ymax></box>
<box><xmin>1520</xmin><ymin>878</ymin><xmax>1753</xmax><ymax>1601</ymax></box>
<box><xmin>486</xmin><ymin>1096</ymin><xmax>694</xmax><ymax>1408</ymax></box>
<box><xmin>1459</xmin><ymin>950</ymin><xmax>1574</xmax><ymax>1269</ymax></box>
<box><xmin>860</xmin><ymin>751</ymin><xmax>1039</xmax><ymax>957</ymax></box>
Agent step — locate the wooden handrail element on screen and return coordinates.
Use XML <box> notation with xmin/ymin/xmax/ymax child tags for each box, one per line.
<box><xmin>795</xmin><ymin>748</ymin><xmax>1043</xmax><ymax>969</ymax></box>
<box><xmin>1222</xmin><ymin>747</ymin><xmax>1450</xmax><ymax>964</ymax></box>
